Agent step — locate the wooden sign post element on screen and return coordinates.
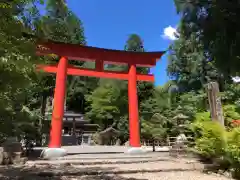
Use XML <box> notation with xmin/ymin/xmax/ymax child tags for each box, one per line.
<box><xmin>206</xmin><ymin>82</ymin><xmax>224</xmax><ymax>126</ymax></box>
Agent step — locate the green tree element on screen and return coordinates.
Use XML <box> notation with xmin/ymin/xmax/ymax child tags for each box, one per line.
<box><xmin>168</xmin><ymin>24</ymin><xmax>223</xmax><ymax>91</ymax></box>
<box><xmin>17</xmin><ymin>0</ymin><xmax>90</xmax><ymax>144</ymax></box>
<box><xmin>141</xmin><ymin>113</ymin><xmax>169</xmax><ymax>151</ymax></box>
<box><xmin>124</xmin><ymin>34</ymin><xmax>148</xmax><ymax>74</ymax></box>
<box><xmin>124</xmin><ymin>34</ymin><xmax>154</xmax><ymax>105</ymax></box>
<box><xmin>30</xmin><ymin>0</ymin><xmax>89</xmax><ymax>116</ymax></box>
<box><xmin>174</xmin><ymin>0</ymin><xmax>240</xmax><ymax>76</ymax></box>
<box><xmin>86</xmin><ymin>80</ymin><xmax>127</xmax><ymax>130</ymax></box>
<box><xmin>140</xmin><ymin>85</ymin><xmax>172</xmax><ymax>141</ymax></box>
<box><xmin>0</xmin><ymin>0</ymin><xmax>46</xmax><ymax>139</ymax></box>
<box><xmin>42</xmin><ymin>0</ymin><xmax>86</xmax><ymax>45</ymax></box>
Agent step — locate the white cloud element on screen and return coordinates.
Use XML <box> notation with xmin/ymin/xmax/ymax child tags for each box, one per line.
<box><xmin>162</xmin><ymin>26</ymin><xmax>179</xmax><ymax>41</ymax></box>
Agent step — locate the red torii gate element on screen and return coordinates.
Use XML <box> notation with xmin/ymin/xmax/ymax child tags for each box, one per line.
<box><xmin>36</xmin><ymin>41</ymin><xmax>164</xmax><ymax>157</ymax></box>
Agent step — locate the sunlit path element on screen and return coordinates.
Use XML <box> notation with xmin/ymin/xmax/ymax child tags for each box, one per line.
<box><xmin>0</xmin><ymin>146</ymin><xmax>232</xmax><ymax>180</ymax></box>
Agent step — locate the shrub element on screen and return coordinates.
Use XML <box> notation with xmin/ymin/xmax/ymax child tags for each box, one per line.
<box><xmin>190</xmin><ymin>111</ymin><xmax>211</xmax><ymax>139</ymax></box>
<box><xmin>225</xmin><ymin>127</ymin><xmax>240</xmax><ymax>178</ymax></box>
<box><xmin>191</xmin><ymin>116</ymin><xmax>240</xmax><ymax>177</ymax></box>
<box><xmin>194</xmin><ymin>121</ymin><xmax>226</xmax><ymax>160</ymax></box>
<box><xmin>223</xmin><ymin>105</ymin><xmax>240</xmax><ymax>128</ymax></box>
<box><xmin>194</xmin><ymin>112</ymin><xmax>211</xmax><ymax>122</ymax></box>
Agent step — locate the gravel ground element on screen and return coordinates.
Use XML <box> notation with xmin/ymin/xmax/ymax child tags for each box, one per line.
<box><xmin>0</xmin><ymin>155</ymin><xmax>233</xmax><ymax>180</ymax></box>
<box><xmin>0</xmin><ymin>146</ymin><xmax>233</xmax><ymax>180</ymax></box>
<box><xmin>0</xmin><ymin>164</ymin><xmax>231</xmax><ymax>180</ymax></box>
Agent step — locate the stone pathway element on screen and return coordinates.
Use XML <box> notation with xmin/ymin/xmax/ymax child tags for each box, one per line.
<box><xmin>0</xmin><ymin>151</ymin><xmax>233</xmax><ymax>180</ymax></box>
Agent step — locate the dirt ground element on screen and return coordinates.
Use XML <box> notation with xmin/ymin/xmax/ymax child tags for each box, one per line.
<box><xmin>0</xmin><ymin>150</ymin><xmax>233</xmax><ymax>180</ymax></box>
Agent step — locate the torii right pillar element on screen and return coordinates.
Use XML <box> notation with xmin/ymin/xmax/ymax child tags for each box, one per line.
<box><xmin>127</xmin><ymin>64</ymin><xmax>142</xmax><ymax>153</ymax></box>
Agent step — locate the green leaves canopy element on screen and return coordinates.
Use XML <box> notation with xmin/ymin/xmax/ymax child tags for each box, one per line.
<box><xmin>174</xmin><ymin>0</ymin><xmax>240</xmax><ymax>75</ymax></box>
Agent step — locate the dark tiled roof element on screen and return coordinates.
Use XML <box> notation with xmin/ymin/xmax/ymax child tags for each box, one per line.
<box><xmin>44</xmin><ymin>111</ymin><xmax>88</xmax><ymax>122</ymax></box>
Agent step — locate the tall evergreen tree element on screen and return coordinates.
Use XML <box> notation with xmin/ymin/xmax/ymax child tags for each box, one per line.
<box><xmin>174</xmin><ymin>0</ymin><xmax>240</xmax><ymax>76</ymax></box>
<box><xmin>167</xmin><ymin>25</ymin><xmax>222</xmax><ymax>91</ymax></box>
<box><xmin>33</xmin><ymin>0</ymin><xmax>92</xmax><ymax>115</ymax></box>
<box><xmin>124</xmin><ymin>34</ymin><xmax>154</xmax><ymax>105</ymax></box>
<box><xmin>124</xmin><ymin>34</ymin><xmax>144</xmax><ymax>52</ymax></box>
<box><xmin>42</xmin><ymin>0</ymin><xmax>86</xmax><ymax>45</ymax></box>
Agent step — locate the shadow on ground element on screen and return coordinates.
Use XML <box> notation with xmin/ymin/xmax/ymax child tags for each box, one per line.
<box><xmin>26</xmin><ymin>149</ymin><xmax>42</xmax><ymax>160</ymax></box>
<box><xmin>0</xmin><ymin>164</ymin><xmax>198</xmax><ymax>180</ymax></box>
<box><xmin>0</xmin><ymin>166</ymin><xmax>146</xmax><ymax>180</ymax></box>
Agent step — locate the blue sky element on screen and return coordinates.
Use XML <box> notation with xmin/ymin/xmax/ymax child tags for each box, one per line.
<box><xmin>65</xmin><ymin>0</ymin><xmax>180</xmax><ymax>85</ymax></box>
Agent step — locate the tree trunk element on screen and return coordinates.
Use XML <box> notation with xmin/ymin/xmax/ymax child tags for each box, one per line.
<box><xmin>152</xmin><ymin>139</ymin><xmax>155</xmax><ymax>152</ymax></box>
<box><xmin>39</xmin><ymin>94</ymin><xmax>47</xmax><ymax>146</ymax></box>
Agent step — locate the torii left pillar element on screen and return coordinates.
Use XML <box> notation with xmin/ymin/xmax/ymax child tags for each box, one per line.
<box><xmin>41</xmin><ymin>57</ymin><xmax>68</xmax><ymax>159</ymax></box>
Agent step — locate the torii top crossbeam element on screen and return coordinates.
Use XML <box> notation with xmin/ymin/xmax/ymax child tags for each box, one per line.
<box><xmin>37</xmin><ymin>41</ymin><xmax>164</xmax><ymax>67</ymax></box>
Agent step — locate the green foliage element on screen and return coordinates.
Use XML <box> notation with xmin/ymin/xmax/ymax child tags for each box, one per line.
<box><xmin>141</xmin><ymin>113</ymin><xmax>168</xmax><ymax>140</ymax></box>
<box><xmin>141</xmin><ymin>85</ymin><xmax>205</xmax><ymax>138</ymax></box>
<box><xmin>177</xmin><ymin>90</ymin><xmax>206</xmax><ymax>116</ymax></box>
<box><xmin>124</xmin><ymin>34</ymin><xmax>144</xmax><ymax>52</ymax></box>
<box><xmin>168</xmin><ymin>26</ymin><xmax>224</xmax><ymax>91</ymax></box>
<box><xmin>226</xmin><ymin>128</ymin><xmax>240</xmax><ymax>178</ymax></box>
<box><xmin>42</xmin><ymin>1</ymin><xmax>86</xmax><ymax>45</ymax></box>
<box><xmin>226</xmin><ymin>128</ymin><xmax>240</xmax><ymax>168</ymax></box>
<box><xmin>0</xmin><ymin>0</ymin><xmax>46</xmax><ymax>139</ymax></box>
<box><xmin>194</xmin><ymin>122</ymin><xmax>227</xmax><ymax>159</ymax></box>
<box><xmin>141</xmin><ymin>85</ymin><xmax>174</xmax><ymax>139</ymax></box>
<box><xmin>0</xmin><ymin>0</ymin><xmax>90</xmax><ymax>142</ymax></box>
<box><xmin>141</xmin><ymin>86</ymin><xmax>170</xmax><ymax>117</ymax></box>
<box><xmin>194</xmin><ymin>111</ymin><xmax>211</xmax><ymax>123</ymax></box>
<box><xmin>25</xmin><ymin>0</ymin><xmax>89</xmax><ymax>119</ymax></box>
<box><xmin>174</xmin><ymin>0</ymin><xmax>240</xmax><ymax>76</ymax></box>
<box><xmin>190</xmin><ymin>111</ymin><xmax>211</xmax><ymax>138</ymax></box>
<box><xmin>168</xmin><ymin>1</ymin><xmax>240</xmax><ymax>174</ymax></box>
<box><xmin>223</xmin><ymin>105</ymin><xmax>240</xmax><ymax>128</ymax></box>
<box><xmin>86</xmin><ymin>80</ymin><xmax>123</xmax><ymax>129</ymax></box>
<box><xmin>124</xmin><ymin>33</ymin><xmax>150</xmax><ymax>79</ymax></box>
<box><xmin>191</xmin><ymin>121</ymin><xmax>240</xmax><ymax>176</ymax></box>
<box><xmin>221</xmin><ymin>84</ymin><xmax>240</xmax><ymax>106</ymax></box>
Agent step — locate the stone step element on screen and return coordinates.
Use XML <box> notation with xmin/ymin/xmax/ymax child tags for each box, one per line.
<box><xmin>26</xmin><ymin>156</ymin><xmax>172</xmax><ymax>166</ymax></box>
<box><xmin>23</xmin><ymin>160</ymin><xmax>204</xmax><ymax>178</ymax></box>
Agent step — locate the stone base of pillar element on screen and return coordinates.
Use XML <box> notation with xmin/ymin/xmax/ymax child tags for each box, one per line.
<box><xmin>125</xmin><ymin>147</ymin><xmax>146</xmax><ymax>154</ymax></box>
<box><xmin>40</xmin><ymin>148</ymin><xmax>67</xmax><ymax>159</ymax></box>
